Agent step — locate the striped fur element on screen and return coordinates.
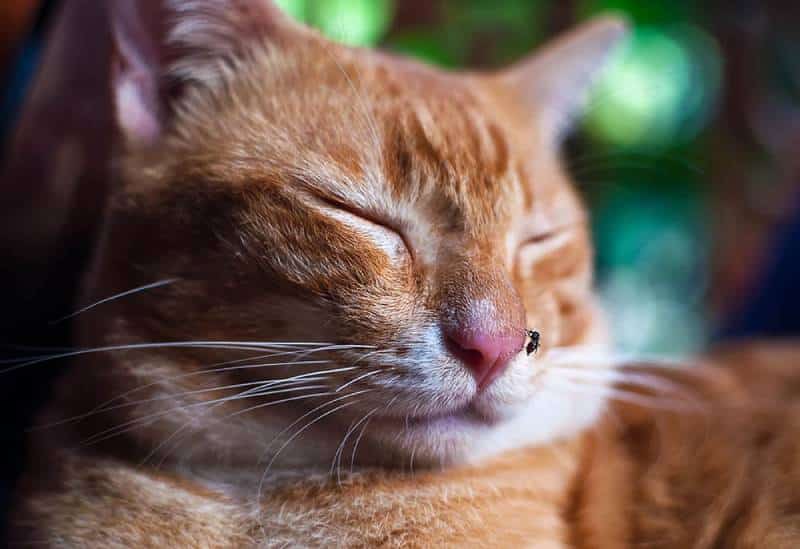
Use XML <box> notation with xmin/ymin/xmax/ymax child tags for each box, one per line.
<box><xmin>19</xmin><ymin>3</ymin><xmax>800</xmax><ymax>548</ymax></box>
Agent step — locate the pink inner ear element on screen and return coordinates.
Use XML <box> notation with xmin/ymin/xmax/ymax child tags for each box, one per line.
<box><xmin>110</xmin><ymin>0</ymin><xmax>166</xmax><ymax>145</ymax></box>
<box><xmin>109</xmin><ymin>0</ymin><xmax>303</xmax><ymax>144</ymax></box>
<box><xmin>115</xmin><ymin>71</ymin><xmax>162</xmax><ymax>145</ymax></box>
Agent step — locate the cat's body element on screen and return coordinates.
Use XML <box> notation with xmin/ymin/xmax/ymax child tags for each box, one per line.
<box><xmin>11</xmin><ymin>1</ymin><xmax>800</xmax><ymax>547</ymax></box>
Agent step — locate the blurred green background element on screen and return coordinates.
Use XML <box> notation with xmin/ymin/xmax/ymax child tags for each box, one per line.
<box><xmin>270</xmin><ymin>0</ymin><xmax>799</xmax><ymax>356</ymax></box>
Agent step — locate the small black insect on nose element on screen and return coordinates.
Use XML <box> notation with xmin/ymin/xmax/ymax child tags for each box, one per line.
<box><xmin>526</xmin><ymin>330</ymin><xmax>540</xmax><ymax>356</ymax></box>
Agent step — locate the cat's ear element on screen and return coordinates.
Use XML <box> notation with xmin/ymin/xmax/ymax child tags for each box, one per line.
<box><xmin>498</xmin><ymin>16</ymin><xmax>629</xmax><ymax>141</ymax></box>
<box><xmin>110</xmin><ymin>0</ymin><xmax>303</xmax><ymax>146</ymax></box>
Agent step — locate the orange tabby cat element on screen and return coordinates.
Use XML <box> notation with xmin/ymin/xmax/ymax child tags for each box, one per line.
<box><xmin>11</xmin><ymin>1</ymin><xmax>800</xmax><ymax>547</ymax></box>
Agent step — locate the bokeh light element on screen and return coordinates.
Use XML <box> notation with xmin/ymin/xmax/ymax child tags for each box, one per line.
<box><xmin>276</xmin><ymin>0</ymin><xmax>394</xmax><ymax>47</ymax></box>
<box><xmin>273</xmin><ymin>0</ymin><xmax>306</xmax><ymax>22</ymax></box>
<box><xmin>584</xmin><ymin>24</ymin><xmax>722</xmax><ymax>149</ymax></box>
<box><xmin>592</xmin><ymin>185</ymin><xmax>711</xmax><ymax>354</ymax></box>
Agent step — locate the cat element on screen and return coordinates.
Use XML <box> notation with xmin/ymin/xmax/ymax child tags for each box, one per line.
<box><xmin>11</xmin><ymin>0</ymin><xmax>800</xmax><ymax>547</ymax></box>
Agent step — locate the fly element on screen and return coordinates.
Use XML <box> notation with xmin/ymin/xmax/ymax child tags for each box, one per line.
<box><xmin>526</xmin><ymin>330</ymin><xmax>541</xmax><ymax>356</ymax></box>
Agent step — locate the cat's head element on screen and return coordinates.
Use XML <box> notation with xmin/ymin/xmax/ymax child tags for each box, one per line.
<box><xmin>85</xmin><ymin>0</ymin><xmax>627</xmax><ymax>467</ymax></box>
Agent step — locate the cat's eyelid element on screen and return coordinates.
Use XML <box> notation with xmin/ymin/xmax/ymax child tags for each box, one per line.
<box><xmin>312</xmin><ymin>194</ymin><xmax>413</xmax><ymax>261</ymax></box>
<box><xmin>520</xmin><ymin>230</ymin><xmax>559</xmax><ymax>246</ymax></box>
<box><xmin>518</xmin><ymin>220</ymin><xmax>583</xmax><ymax>247</ymax></box>
<box><xmin>314</xmin><ymin>194</ymin><xmax>388</xmax><ymax>230</ymax></box>
<box><xmin>515</xmin><ymin>227</ymin><xmax>575</xmax><ymax>268</ymax></box>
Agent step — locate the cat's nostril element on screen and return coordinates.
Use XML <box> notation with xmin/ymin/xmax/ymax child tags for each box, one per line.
<box><xmin>444</xmin><ymin>329</ymin><xmax>525</xmax><ymax>390</ymax></box>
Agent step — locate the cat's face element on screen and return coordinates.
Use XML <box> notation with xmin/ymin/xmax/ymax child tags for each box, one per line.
<box><xmin>88</xmin><ymin>0</ymin><xmax>626</xmax><ymax>467</ymax></box>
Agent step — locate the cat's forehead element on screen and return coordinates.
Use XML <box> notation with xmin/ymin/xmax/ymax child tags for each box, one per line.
<box><xmin>161</xmin><ymin>46</ymin><xmax>542</xmax><ymax>234</ymax></box>
<box><xmin>379</xmin><ymin>88</ymin><xmax>523</xmax><ymax>229</ymax></box>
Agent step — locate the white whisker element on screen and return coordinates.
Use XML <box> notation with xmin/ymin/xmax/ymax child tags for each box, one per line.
<box><xmin>80</xmin><ymin>381</ymin><xmax>339</xmax><ymax>447</ymax></box>
<box><xmin>143</xmin><ymin>389</ymin><xmax>339</xmax><ymax>467</ymax></box>
<box><xmin>335</xmin><ymin>370</ymin><xmax>381</xmax><ymax>392</ymax></box>
<box><xmin>78</xmin><ymin>344</ymin><xmax>368</xmax><ymax>418</ymax></box>
<box><xmin>547</xmin><ymin>377</ymin><xmax>701</xmax><ymax>412</ymax></box>
<box><xmin>545</xmin><ymin>345</ymin><xmax>701</xmax><ymax>371</ymax></box>
<box><xmin>547</xmin><ymin>366</ymin><xmax>688</xmax><ymax>396</ymax></box>
<box><xmin>331</xmin><ymin>405</ymin><xmax>379</xmax><ymax>484</ymax></box>
<box><xmin>34</xmin><ymin>377</ymin><xmax>334</xmax><ymax>432</ymax></box>
<box><xmin>259</xmin><ymin>395</ymin><xmax>367</xmax><ymax>492</ymax></box>
<box><xmin>49</xmin><ymin>278</ymin><xmax>179</xmax><ymax>324</ymax></box>
<box><xmin>1</xmin><ymin>340</ymin><xmax>378</xmax><ymax>371</ymax></box>
<box><xmin>351</xmin><ymin>395</ymin><xmax>397</xmax><ymax>473</ymax></box>
<box><xmin>255</xmin><ymin>390</ymin><xmax>371</xmax><ymax>500</ymax></box>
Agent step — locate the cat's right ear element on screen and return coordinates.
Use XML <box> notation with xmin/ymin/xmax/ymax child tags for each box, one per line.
<box><xmin>496</xmin><ymin>15</ymin><xmax>629</xmax><ymax>142</ymax></box>
<box><xmin>110</xmin><ymin>0</ymin><xmax>303</xmax><ymax>147</ymax></box>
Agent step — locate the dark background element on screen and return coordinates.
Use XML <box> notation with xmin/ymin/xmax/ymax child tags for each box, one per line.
<box><xmin>1</xmin><ymin>0</ymin><xmax>798</xmax><ymax>538</ymax></box>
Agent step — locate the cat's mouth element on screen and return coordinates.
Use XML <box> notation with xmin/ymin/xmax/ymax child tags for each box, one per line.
<box><xmin>371</xmin><ymin>401</ymin><xmax>499</xmax><ymax>431</ymax></box>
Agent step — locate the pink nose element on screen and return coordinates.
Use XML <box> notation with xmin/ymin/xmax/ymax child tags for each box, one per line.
<box><xmin>445</xmin><ymin>329</ymin><xmax>525</xmax><ymax>389</ymax></box>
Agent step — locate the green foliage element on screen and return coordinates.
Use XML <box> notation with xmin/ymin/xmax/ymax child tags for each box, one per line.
<box><xmin>578</xmin><ymin>0</ymin><xmax>696</xmax><ymax>26</ymax></box>
<box><xmin>385</xmin><ymin>0</ymin><xmax>546</xmax><ymax>68</ymax></box>
<box><xmin>584</xmin><ymin>25</ymin><xmax>722</xmax><ymax>150</ymax></box>
<box><xmin>307</xmin><ymin>0</ymin><xmax>394</xmax><ymax>46</ymax></box>
<box><xmin>276</xmin><ymin>0</ymin><xmax>394</xmax><ymax>47</ymax></box>
<box><xmin>387</xmin><ymin>30</ymin><xmax>461</xmax><ymax>68</ymax></box>
<box><xmin>273</xmin><ymin>0</ymin><xmax>307</xmax><ymax>21</ymax></box>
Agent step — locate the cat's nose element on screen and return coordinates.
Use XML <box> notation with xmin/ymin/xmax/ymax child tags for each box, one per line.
<box><xmin>445</xmin><ymin>328</ymin><xmax>525</xmax><ymax>390</ymax></box>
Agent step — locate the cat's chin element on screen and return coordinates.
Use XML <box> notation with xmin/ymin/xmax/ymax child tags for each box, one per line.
<box><xmin>365</xmin><ymin>379</ymin><xmax>531</xmax><ymax>442</ymax></box>
<box><xmin>363</xmin><ymin>383</ymin><xmax>609</xmax><ymax>468</ymax></box>
<box><xmin>371</xmin><ymin>402</ymin><xmax>497</xmax><ymax>434</ymax></box>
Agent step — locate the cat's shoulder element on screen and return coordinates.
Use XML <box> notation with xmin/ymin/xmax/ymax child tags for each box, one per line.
<box><xmin>577</xmin><ymin>340</ymin><xmax>800</xmax><ymax>548</ymax></box>
<box><xmin>10</xmin><ymin>451</ymin><xmax>258</xmax><ymax>547</ymax></box>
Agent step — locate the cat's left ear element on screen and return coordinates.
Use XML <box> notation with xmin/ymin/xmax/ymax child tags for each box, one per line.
<box><xmin>110</xmin><ymin>0</ymin><xmax>308</xmax><ymax>147</ymax></box>
<box><xmin>497</xmin><ymin>16</ymin><xmax>629</xmax><ymax>141</ymax></box>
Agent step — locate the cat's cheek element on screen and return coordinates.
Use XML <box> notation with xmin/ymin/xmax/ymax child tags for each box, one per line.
<box><xmin>523</xmin><ymin>294</ymin><xmax>562</xmax><ymax>352</ymax></box>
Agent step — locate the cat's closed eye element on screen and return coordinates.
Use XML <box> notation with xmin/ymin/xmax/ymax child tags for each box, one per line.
<box><xmin>515</xmin><ymin>223</ymin><xmax>581</xmax><ymax>267</ymax></box>
<box><xmin>314</xmin><ymin>195</ymin><xmax>412</xmax><ymax>262</ymax></box>
<box><xmin>520</xmin><ymin>229</ymin><xmax>562</xmax><ymax>246</ymax></box>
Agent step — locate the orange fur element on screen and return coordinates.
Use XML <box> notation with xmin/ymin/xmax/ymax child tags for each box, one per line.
<box><xmin>13</xmin><ymin>1</ymin><xmax>800</xmax><ymax>547</ymax></box>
